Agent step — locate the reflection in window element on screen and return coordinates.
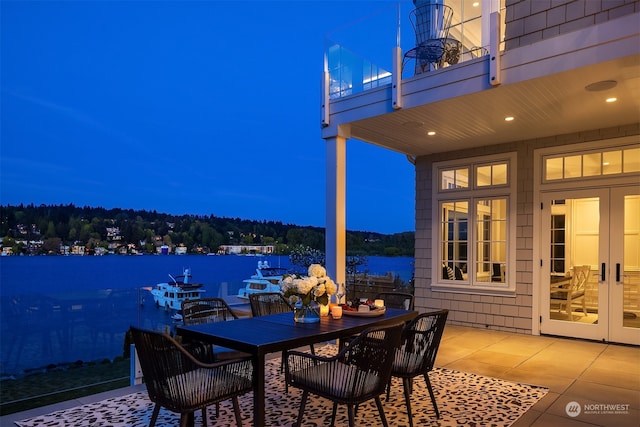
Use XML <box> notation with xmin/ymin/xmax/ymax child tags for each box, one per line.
<box><xmin>475</xmin><ymin>199</ymin><xmax>507</xmax><ymax>283</ymax></box>
<box><xmin>441</xmin><ymin>168</ymin><xmax>469</xmax><ymax>190</ymax></box>
<box><xmin>603</xmin><ymin>150</ymin><xmax>622</xmax><ymax>175</ymax></box>
<box><xmin>440</xmin><ymin>201</ymin><xmax>468</xmax><ymax>281</ymax></box>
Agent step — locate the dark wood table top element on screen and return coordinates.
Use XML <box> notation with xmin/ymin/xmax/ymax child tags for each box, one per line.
<box><xmin>177</xmin><ymin>307</ymin><xmax>417</xmax><ymax>356</ymax></box>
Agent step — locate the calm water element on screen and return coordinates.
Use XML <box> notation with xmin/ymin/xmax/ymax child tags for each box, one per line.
<box><xmin>0</xmin><ymin>255</ymin><xmax>413</xmax><ymax>375</ymax></box>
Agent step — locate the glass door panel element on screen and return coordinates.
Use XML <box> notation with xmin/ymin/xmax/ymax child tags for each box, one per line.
<box><xmin>610</xmin><ymin>189</ymin><xmax>640</xmax><ymax>344</ymax></box>
<box><xmin>541</xmin><ymin>190</ymin><xmax>608</xmax><ymax>341</ymax></box>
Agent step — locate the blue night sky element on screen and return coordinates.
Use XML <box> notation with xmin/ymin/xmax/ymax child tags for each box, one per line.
<box><xmin>1</xmin><ymin>0</ymin><xmax>415</xmax><ymax>234</ymax></box>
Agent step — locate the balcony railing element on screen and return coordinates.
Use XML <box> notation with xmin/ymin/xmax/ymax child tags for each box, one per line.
<box><xmin>0</xmin><ymin>264</ymin><xmax>414</xmax><ymax>414</ymax></box>
<box><xmin>325</xmin><ymin>0</ymin><xmax>505</xmax><ymax>100</ymax></box>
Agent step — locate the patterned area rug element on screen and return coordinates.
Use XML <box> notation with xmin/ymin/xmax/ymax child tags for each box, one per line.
<box><xmin>16</xmin><ymin>344</ymin><xmax>548</xmax><ymax>427</ymax></box>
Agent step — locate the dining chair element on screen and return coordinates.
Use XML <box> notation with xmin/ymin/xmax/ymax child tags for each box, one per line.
<box><xmin>181</xmin><ymin>298</ymin><xmax>252</xmax><ymax>361</ymax></box>
<box><xmin>285</xmin><ymin>322</ymin><xmax>404</xmax><ymax>427</ymax></box>
<box><xmin>248</xmin><ymin>292</ymin><xmax>292</xmax><ymax>317</ymax></box>
<box><xmin>374</xmin><ymin>291</ymin><xmax>415</xmax><ymax>311</ymax></box>
<box><xmin>550</xmin><ymin>265</ymin><xmax>590</xmax><ymax>320</ymax></box>
<box><xmin>388</xmin><ymin>309</ymin><xmax>449</xmax><ymax>425</ymax></box>
<box><xmin>129</xmin><ymin>325</ymin><xmax>253</xmax><ymax>427</ymax></box>
<box><xmin>248</xmin><ymin>292</ymin><xmax>315</xmax><ymax>384</ymax></box>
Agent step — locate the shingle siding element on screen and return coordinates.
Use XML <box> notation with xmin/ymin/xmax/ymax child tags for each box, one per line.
<box><xmin>413</xmin><ymin>124</ymin><xmax>639</xmax><ymax>334</ymax></box>
<box><xmin>504</xmin><ymin>0</ymin><xmax>640</xmax><ymax>48</ymax></box>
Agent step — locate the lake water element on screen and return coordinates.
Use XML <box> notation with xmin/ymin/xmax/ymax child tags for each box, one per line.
<box><xmin>0</xmin><ymin>255</ymin><xmax>413</xmax><ymax>376</ymax></box>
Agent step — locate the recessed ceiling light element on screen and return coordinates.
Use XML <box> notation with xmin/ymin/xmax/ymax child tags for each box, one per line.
<box><xmin>472</xmin><ymin>1</ymin><xmax>480</xmax><ymax>6</ymax></box>
<box><xmin>606</xmin><ymin>97</ymin><xmax>617</xmax><ymax>103</ymax></box>
<box><xmin>504</xmin><ymin>116</ymin><xmax>514</xmax><ymax>122</ymax></box>
<box><xmin>427</xmin><ymin>131</ymin><xmax>436</xmax><ymax>136</ymax></box>
<box><xmin>585</xmin><ymin>80</ymin><xmax>617</xmax><ymax>91</ymax></box>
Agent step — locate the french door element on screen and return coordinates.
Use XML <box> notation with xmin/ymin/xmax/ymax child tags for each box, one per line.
<box><xmin>540</xmin><ymin>186</ymin><xmax>640</xmax><ymax>345</ymax></box>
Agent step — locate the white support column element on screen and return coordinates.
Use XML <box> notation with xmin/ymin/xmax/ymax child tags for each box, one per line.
<box><xmin>325</xmin><ymin>134</ymin><xmax>347</xmax><ymax>290</ymax></box>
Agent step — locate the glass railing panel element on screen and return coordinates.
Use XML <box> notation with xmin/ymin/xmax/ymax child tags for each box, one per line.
<box><xmin>324</xmin><ymin>1</ymin><xmax>508</xmax><ymax>94</ymax></box>
<box><xmin>324</xmin><ymin>2</ymin><xmax>405</xmax><ymax>100</ymax></box>
<box><xmin>0</xmin><ymin>255</ymin><xmax>413</xmax><ymax>414</ymax></box>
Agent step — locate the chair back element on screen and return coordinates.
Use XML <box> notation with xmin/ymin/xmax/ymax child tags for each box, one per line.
<box><xmin>181</xmin><ymin>297</ymin><xmax>238</xmax><ymax>325</ymax></box>
<box><xmin>375</xmin><ymin>292</ymin><xmax>415</xmax><ymax>311</ymax></box>
<box><xmin>249</xmin><ymin>292</ymin><xmax>292</xmax><ymax>317</ymax></box>
<box><xmin>410</xmin><ymin>3</ymin><xmax>453</xmax><ymax>51</ymax></box>
<box><xmin>570</xmin><ymin>265</ymin><xmax>591</xmax><ymax>294</ymax></box>
<box><xmin>340</xmin><ymin>322</ymin><xmax>404</xmax><ymax>397</ymax></box>
<box><xmin>393</xmin><ymin>309</ymin><xmax>449</xmax><ymax>377</ymax></box>
<box><xmin>129</xmin><ymin>326</ymin><xmax>201</xmax><ymax>411</ymax></box>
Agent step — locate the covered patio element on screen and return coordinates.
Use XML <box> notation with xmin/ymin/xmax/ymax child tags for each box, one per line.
<box><xmin>4</xmin><ymin>325</ymin><xmax>638</xmax><ymax>426</ymax></box>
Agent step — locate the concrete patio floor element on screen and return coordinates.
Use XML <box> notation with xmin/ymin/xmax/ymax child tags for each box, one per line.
<box><xmin>2</xmin><ymin>324</ymin><xmax>638</xmax><ymax>426</ymax></box>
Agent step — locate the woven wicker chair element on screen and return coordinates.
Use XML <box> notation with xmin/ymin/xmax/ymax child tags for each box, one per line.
<box><xmin>249</xmin><ymin>292</ymin><xmax>315</xmax><ymax>386</ymax></box>
<box><xmin>182</xmin><ymin>297</ymin><xmax>240</xmax><ymax>325</ymax></box>
<box><xmin>285</xmin><ymin>322</ymin><xmax>404</xmax><ymax>427</ymax></box>
<box><xmin>374</xmin><ymin>291</ymin><xmax>415</xmax><ymax>311</ymax></box>
<box><xmin>129</xmin><ymin>326</ymin><xmax>253</xmax><ymax>427</ymax></box>
<box><xmin>248</xmin><ymin>292</ymin><xmax>292</xmax><ymax>317</ymax></box>
<box><xmin>388</xmin><ymin>309</ymin><xmax>448</xmax><ymax>426</ymax></box>
<box><xmin>181</xmin><ymin>298</ymin><xmax>252</xmax><ymax>361</ymax></box>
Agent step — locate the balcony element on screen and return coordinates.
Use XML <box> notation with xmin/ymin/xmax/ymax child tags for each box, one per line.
<box><xmin>322</xmin><ymin>1</ymin><xmax>640</xmax><ymax>157</ymax></box>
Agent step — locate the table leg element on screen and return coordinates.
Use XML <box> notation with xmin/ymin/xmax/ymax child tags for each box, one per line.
<box><xmin>252</xmin><ymin>353</ymin><xmax>266</xmax><ymax>426</ymax></box>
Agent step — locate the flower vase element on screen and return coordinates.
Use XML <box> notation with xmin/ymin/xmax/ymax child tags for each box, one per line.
<box><xmin>294</xmin><ymin>302</ymin><xmax>321</xmax><ymax>323</ymax></box>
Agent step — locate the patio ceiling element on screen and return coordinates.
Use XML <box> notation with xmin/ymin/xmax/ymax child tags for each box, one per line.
<box><xmin>347</xmin><ymin>54</ymin><xmax>640</xmax><ymax>157</ymax></box>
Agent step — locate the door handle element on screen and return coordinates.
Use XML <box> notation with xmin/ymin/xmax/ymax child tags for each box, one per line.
<box><xmin>616</xmin><ymin>263</ymin><xmax>620</xmax><ymax>282</ymax></box>
<box><xmin>601</xmin><ymin>263</ymin><xmax>606</xmax><ymax>282</ymax></box>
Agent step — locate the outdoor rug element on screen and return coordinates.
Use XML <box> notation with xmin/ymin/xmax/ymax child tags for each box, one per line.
<box><xmin>16</xmin><ymin>344</ymin><xmax>548</xmax><ymax>427</ymax></box>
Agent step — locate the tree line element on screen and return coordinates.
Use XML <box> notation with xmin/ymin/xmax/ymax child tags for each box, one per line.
<box><xmin>0</xmin><ymin>204</ymin><xmax>414</xmax><ymax>256</ymax></box>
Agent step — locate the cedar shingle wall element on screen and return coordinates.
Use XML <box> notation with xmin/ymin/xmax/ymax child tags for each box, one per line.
<box><xmin>413</xmin><ymin>124</ymin><xmax>640</xmax><ymax>334</ymax></box>
<box><xmin>504</xmin><ymin>0</ymin><xmax>640</xmax><ymax>50</ymax></box>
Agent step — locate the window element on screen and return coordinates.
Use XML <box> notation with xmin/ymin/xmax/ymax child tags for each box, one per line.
<box><xmin>434</xmin><ymin>154</ymin><xmax>516</xmax><ymax>295</ymax></box>
<box><xmin>543</xmin><ymin>145</ymin><xmax>640</xmax><ymax>181</ymax></box>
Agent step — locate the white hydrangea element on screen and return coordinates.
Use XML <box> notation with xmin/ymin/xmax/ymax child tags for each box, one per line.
<box><xmin>308</xmin><ymin>264</ymin><xmax>326</xmax><ymax>278</ymax></box>
<box><xmin>295</xmin><ymin>277</ymin><xmax>315</xmax><ymax>295</ymax></box>
<box><xmin>314</xmin><ymin>283</ymin><xmax>326</xmax><ymax>298</ymax></box>
<box><xmin>324</xmin><ymin>278</ymin><xmax>337</xmax><ymax>295</ymax></box>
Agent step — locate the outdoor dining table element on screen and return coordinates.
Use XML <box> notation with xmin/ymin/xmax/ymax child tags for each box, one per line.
<box><xmin>177</xmin><ymin>306</ymin><xmax>418</xmax><ymax>427</ymax></box>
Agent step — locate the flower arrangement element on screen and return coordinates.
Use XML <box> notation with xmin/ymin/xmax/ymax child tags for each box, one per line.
<box><xmin>280</xmin><ymin>264</ymin><xmax>337</xmax><ymax>307</ymax></box>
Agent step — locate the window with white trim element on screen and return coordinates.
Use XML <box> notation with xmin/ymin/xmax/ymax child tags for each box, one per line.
<box><xmin>434</xmin><ymin>154</ymin><xmax>516</xmax><ymax>294</ymax></box>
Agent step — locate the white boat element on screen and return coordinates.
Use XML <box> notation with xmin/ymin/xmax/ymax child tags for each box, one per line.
<box><xmin>237</xmin><ymin>261</ymin><xmax>288</xmax><ymax>299</ymax></box>
<box><xmin>150</xmin><ymin>268</ymin><xmax>205</xmax><ymax>310</ymax></box>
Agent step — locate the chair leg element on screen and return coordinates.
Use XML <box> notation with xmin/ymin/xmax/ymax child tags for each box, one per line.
<box><xmin>281</xmin><ymin>351</ymin><xmax>288</xmax><ymax>393</ymax></box>
<box><xmin>423</xmin><ymin>372</ymin><xmax>440</xmax><ymax>418</ymax></box>
<box><xmin>386</xmin><ymin>378</ymin><xmax>391</xmax><ymax>400</ymax></box>
<box><xmin>330</xmin><ymin>402</ymin><xmax>338</xmax><ymax>427</ymax></box>
<box><xmin>295</xmin><ymin>391</ymin><xmax>309</xmax><ymax>427</ymax></box>
<box><xmin>149</xmin><ymin>403</ymin><xmax>161</xmax><ymax>427</ymax></box>
<box><xmin>179</xmin><ymin>412</ymin><xmax>193</xmax><ymax>427</ymax></box>
<box><xmin>375</xmin><ymin>396</ymin><xmax>389</xmax><ymax>427</ymax></box>
<box><xmin>232</xmin><ymin>396</ymin><xmax>243</xmax><ymax>427</ymax></box>
<box><xmin>402</xmin><ymin>378</ymin><xmax>414</xmax><ymax>427</ymax></box>
<box><xmin>347</xmin><ymin>404</ymin><xmax>356</xmax><ymax>427</ymax></box>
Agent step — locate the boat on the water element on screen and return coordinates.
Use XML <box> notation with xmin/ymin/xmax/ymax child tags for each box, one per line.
<box><xmin>150</xmin><ymin>268</ymin><xmax>205</xmax><ymax>310</ymax></box>
<box><xmin>237</xmin><ymin>261</ymin><xmax>288</xmax><ymax>299</ymax></box>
